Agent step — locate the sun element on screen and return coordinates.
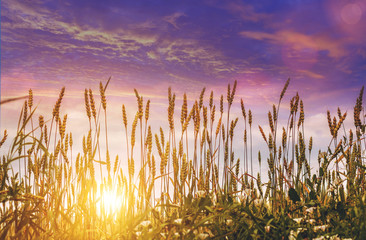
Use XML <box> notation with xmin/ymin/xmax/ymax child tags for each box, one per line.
<box><xmin>96</xmin><ymin>186</ymin><xmax>124</xmax><ymax>217</ymax></box>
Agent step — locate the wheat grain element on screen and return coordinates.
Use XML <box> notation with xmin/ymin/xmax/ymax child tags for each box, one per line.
<box><xmin>0</xmin><ymin>130</ymin><xmax>8</xmax><ymax>148</ymax></box>
<box><xmin>100</xmin><ymin>82</ymin><xmax>107</xmax><ymax>110</ymax></box>
<box><xmin>258</xmin><ymin>126</ymin><xmax>267</xmax><ymax>144</ymax></box>
<box><xmin>280</xmin><ymin>78</ymin><xmax>290</xmax><ymax>100</ymax></box>
<box><xmin>89</xmin><ymin>89</ymin><xmax>97</xmax><ymax>120</ymax></box>
<box><xmin>28</xmin><ymin>89</ymin><xmax>33</xmax><ymax>109</ymax></box>
<box><xmin>84</xmin><ymin>89</ymin><xmax>91</xmax><ymax>120</ymax></box>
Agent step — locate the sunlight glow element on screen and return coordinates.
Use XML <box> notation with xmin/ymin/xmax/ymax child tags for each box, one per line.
<box><xmin>96</xmin><ymin>186</ymin><xmax>124</xmax><ymax>217</ymax></box>
<box><xmin>341</xmin><ymin>3</ymin><xmax>362</xmax><ymax>25</ymax></box>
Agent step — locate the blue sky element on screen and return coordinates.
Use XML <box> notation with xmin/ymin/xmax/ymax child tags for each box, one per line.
<box><xmin>1</xmin><ymin>0</ymin><xmax>365</xmax><ymax>102</ymax></box>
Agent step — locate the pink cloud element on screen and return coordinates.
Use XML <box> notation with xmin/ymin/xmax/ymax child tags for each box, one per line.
<box><xmin>163</xmin><ymin>12</ymin><xmax>186</xmax><ymax>29</ymax></box>
<box><xmin>297</xmin><ymin>69</ymin><xmax>325</xmax><ymax>79</ymax></box>
<box><xmin>225</xmin><ymin>2</ymin><xmax>270</xmax><ymax>22</ymax></box>
<box><xmin>240</xmin><ymin>30</ymin><xmax>346</xmax><ymax>58</ymax></box>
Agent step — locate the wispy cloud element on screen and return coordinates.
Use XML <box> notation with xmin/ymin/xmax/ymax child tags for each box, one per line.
<box><xmin>2</xmin><ymin>0</ymin><xmax>246</xmax><ymax>88</ymax></box>
<box><xmin>297</xmin><ymin>69</ymin><xmax>325</xmax><ymax>79</ymax></box>
<box><xmin>240</xmin><ymin>30</ymin><xmax>346</xmax><ymax>58</ymax></box>
<box><xmin>222</xmin><ymin>1</ymin><xmax>271</xmax><ymax>22</ymax></box>
<box><xmin>1</xmin><ymin>0</ymin><xmax>364</xmax><ymax>110</ymax></box>
<box><xmin>163</xmin><ymin>12</ymin><xmax>186</xmax><ymax>29</ymax></box>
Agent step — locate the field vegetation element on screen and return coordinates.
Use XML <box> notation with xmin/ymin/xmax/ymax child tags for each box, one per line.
<box><xmin>0</xmin><ymin>79</ymin><xmax>365</xmax><ymax>239</ymax></box>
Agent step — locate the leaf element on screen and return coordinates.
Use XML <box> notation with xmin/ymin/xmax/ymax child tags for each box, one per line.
<box><xmin>309</xmin><ymin>191</ymin><xmax>317</xmax><ymax>201</ymax></box>
<box><xmin>319</xmin><ymin>167</ymin><xmax>324</xmax><ymax>177</ymax></box>
<box><xmin>289</xmin><ymin>188</ymin><xmax>300</xmax><ymax>203</ymax></box>
<box><xmin>336</xmin><ymin>201</ymin><xmax>346</xmax><ymax>220</ymax></box>
<box><xmin>94</xmin><ymin>160</ymin><xmax>107</xmax><ymax>165</ymax></box>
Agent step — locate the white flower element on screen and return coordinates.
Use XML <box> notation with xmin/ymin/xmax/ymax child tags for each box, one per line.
<box><xmin>135</xmin><ymin>221</ymin><xmax>151</xmax><ymax>231</ymax></box>
<box><xmin>139</xmin><ymin>220</ymin><xmax>151</xmax><ymax>228</ymax></box>
<box><xmin>289</xmin><ymin>230</ymin><xmax>298</xmax><ymax>240</ymax></box>
<box><xmin>160</xmin><ymin>233</ymin><xmax>166</xmax><ymax>238</ymax></box>
<box><xmin>313</xmin><ymin>224</ymin><xmax>329</xmax><ymax>232</ymax></box>
<box><xmin>305</xmin><ymin>207</ymin><xmax>317</xmax><ymax>214</ymax></box>
<box><xmin>329</xmin><ymin>234</ymin><xmax>340</xmax><ymax>240</ymax></box>
<box><xmin>226</xmin><ymin>219</ymin><xmax>233</xmax><ymax>226</ymax></box>
<box><xmin>293</xmin><ymin>218</ymin><xmax>303</xmax><ymax>224</ymax></box>
<box><xmin>174</xmin><ymin>218</ymin><xmax>182</xmax><ymax>225</ymax></box>
<box><xmin>307</xmin><ymin>219</ymin><xmax>316</xmax><ymax>224</ymax></box>
<box><xmin>288</xmin><ymin>229</ymin><xmax>304</xmax><ymax>240</ymax></box>
<box><xmin>313</xmin><ymin>236</ymin><xmax>325</xmax><ymax>240</ymax></box>
<box><xmin>320</xmin><ymin>225</ymin><xmax>329</xmax><ymax>232</ymax></box>
<box><xmin>265</xmin><ymin>225</ymin><xmax>270</xmax><ymax>233</ymax></box>
<box><xmin>289</xmin><ymin>227</ymin><xmax>305</xmax><ymax>240</ymax></box>
<box><xmin>197</xmin><ymin>233</ymin><xmax>209</xmax><ymax>239</ymax></box>
<box><xmin>205</xmin><ymin>220</ymin><xmax>213</xmax><ymax>225</ymax></box>
<box><xmin>196</xmin><ymin>190</ymin><xmax>206</xmax><ymax>198</ymax></box>
<box><xmin>254</xmin><ymin>198</ymin><xmax>263</xmax><ymax>206</ymax></box>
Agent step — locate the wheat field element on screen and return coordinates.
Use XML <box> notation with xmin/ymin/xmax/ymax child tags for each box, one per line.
<box><xmin>0</xmin><ymin>79</ymin><xmax>365</xmax><ymax>239</ymax></box>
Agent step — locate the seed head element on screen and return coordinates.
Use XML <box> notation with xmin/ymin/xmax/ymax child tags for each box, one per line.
<box><xmin>84</xmin><ymin>89</ymin><xmax>91</xmax><ymax>120</ymax></box>
<box><xmin>99</xmin><ymin>82</ymin><xmax>107</xmax><ymax>110</ymax></box>
<box><xmin>122</xmin><ymin>105</ymin><xmax>128</xmax><ymax>128</ymax></box>
<box><xmin>89</xmin><ymin>89</ymin><xmax>97</xmax><ymax>119</ymax></box>
<box><xmin>248</xmin><ymin>110</ymin><xmax>252</xmax><ymax>127</ymax></box>
<box><xmin>28</xmin><ymin>89</ymin><xmax>33</xmax><ymax>109</ymax></box>
<box><xmin>220</xmin><ymin>95</ymin><xmax>224</xmax><ymax>114</ymax></box>
<box><xmin>181</xmin><ymin>93</ymin><xmax>187</xmax><ymax>125</ymax></box>
<box><xmin>145</xmin><ymin>99</ymin><xmax>150</xmax><ymax>122</ymax></box>
<box><xmin>280</xmin><ymin>78</ymin><xmax>290</xmax><ymax>100</ymax></box>
<box><xmin>241</xmin><ymin>99</ymin><xmax>246</xmax><ymax>119</ymax></box>
<box><xmin>39</xmin><ymin>115</ymin><xmax>44</xmax><ymax>128</ymax></box>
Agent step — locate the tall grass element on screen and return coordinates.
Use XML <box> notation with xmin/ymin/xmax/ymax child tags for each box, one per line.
<box><xmin>0</xmin><ymin>79</ymin><xmax>365</xmax><ymax>239</ymax></box>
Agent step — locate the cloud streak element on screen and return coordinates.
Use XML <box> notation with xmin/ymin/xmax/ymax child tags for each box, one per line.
<box><xmin>1</xmin><ymin>0</ymin><xmax>365</xmax><ymax>113</ymax></box>
<box><xmin>240</xmin><ymin>30</ymin><xmax>346</xmax><ymax>58</ymax></box>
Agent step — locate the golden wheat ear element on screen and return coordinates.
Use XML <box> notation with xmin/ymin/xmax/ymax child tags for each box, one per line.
<box><xmin>0</xmin><ymin>96</ymin><xmax>27</xmax><ymax>105</ymax></box>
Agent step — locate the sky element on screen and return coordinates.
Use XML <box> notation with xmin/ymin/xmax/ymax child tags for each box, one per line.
<box><xmin>1</xmin><ymin>0</ymin><xmax>365</xmax><ymax>177</ymax></box>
